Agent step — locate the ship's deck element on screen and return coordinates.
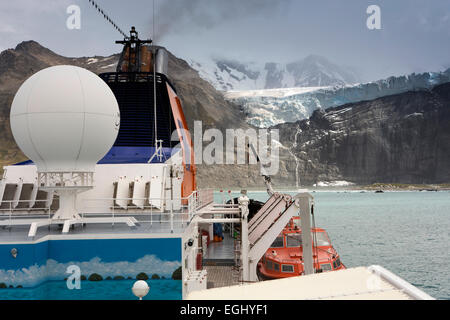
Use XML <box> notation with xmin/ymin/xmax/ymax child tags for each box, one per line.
<box><xmin>187</xmin><ymin>266</ymin><xmax>435</xmax><ymax>300</ymax></box>
<box><xmin>0</xmin><ymin>213</ymin><xmax>190</xmax><ymax>243</ymax></box>
<box><xmin>205</xmin><ymin>266</ymin><xmax>241</xmax><ymax>289</ymax></box>
<box><xmin>205</xmin><ymin>233</ymin><xmax>236</xmax><ymax>262</ymax></box>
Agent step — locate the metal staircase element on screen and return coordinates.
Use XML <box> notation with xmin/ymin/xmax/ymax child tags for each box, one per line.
<box><xmin>242</xmin><ymin>192</ymin><xmax>312</xmax><ymax>282</ymax></box>
<box><xmin>248</xmin><ymin>192</ymin><xmax>291</xmax><ymax>246</ymax></box>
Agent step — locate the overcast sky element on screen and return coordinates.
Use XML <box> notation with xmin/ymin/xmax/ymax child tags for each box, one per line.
<box><xmin>0</xmin><ymin>0</ymin><xmax>449</xmax><ymax>81</ymax></box>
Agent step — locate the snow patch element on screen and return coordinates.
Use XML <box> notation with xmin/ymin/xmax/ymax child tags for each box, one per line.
<box><xmin>404</xmin><ymin>112</ymin><xmax>423</xmax><ymax>119</ymax></box>
<box><xmin>314</xmin><ymin>181</ymin><xmax>355</xmax><ymax>187</ymax></box>
<box><xmin>101</xmin><ymin>63</ymin><xmax>117</xmax><ymax>69</ymax></box>
<box><xmin>224</xmin><ymin>86</ymin><xmax>327</xmax><ymax>99</ymax></box>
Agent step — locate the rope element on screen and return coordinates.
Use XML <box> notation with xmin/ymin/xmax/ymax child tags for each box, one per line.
<box><xmin>87</xmin><ymin>0</ymin><xmax>128</xmax><ymax>39</ymax></box>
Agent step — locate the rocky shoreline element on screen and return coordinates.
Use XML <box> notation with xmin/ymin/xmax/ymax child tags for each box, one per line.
<box><xmin>357</xmin><ymin>183</ymin><xmax>450</xmax><ymax>192</ymax></box>
<box><xmin>205</xmin><ymin>183</ymin><xmax>450</xmax><ymax>192</ymax></box>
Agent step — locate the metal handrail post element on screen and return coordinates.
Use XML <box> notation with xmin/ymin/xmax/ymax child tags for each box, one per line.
<box><xmin>170</xmin><ymin>200</ymin><xmax>174</xmax><ymax>233</ymax></box>
<box><xmin>9</xmin><ymin>201</ymin><xmax>12</xmax><ymax>228</ymax></box>
<box><xmin>112</xmin><ymin>202</ymin><xmax>115</xmax><ymax>227</ymax></box>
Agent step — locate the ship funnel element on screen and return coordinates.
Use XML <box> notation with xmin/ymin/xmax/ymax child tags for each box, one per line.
<box><xmin>155</xmin><ymin>47</ymin><xmax>168</xmax><ymax>75</ymax></box>
<box><xmin>115</xmin><ymin>27</ymin><xmax>169</xmax><ymax>75</ymax></box>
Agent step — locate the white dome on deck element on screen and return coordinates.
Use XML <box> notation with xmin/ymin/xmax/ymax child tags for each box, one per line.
<box><xmin>10</xmin><ymin>65</ymin><xmax>120</xmax><ymax>173</ymax></box>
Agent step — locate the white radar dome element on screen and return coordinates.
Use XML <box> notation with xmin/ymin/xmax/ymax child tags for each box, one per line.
<box><xmin>10</xmin><ymin>65</ymin><xmax>120</xmax><ymax>173</ymax></box>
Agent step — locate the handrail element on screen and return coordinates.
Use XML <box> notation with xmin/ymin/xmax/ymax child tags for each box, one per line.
<box><xmin>0</xmin><ymin>189</ymin><xmax>215</xmax><ymax>234</ymax></box>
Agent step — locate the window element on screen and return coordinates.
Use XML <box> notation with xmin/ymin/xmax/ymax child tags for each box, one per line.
<box><xmin>266</xmin><ymin>260</ymin><xmax>273</xmax><ymax>270</ymax></box>
<box><xmin>274</xmin><ymin>263</ymin><xmax>280</xmax><ymax>271</ymax></box>
<box><xmin>270</xmin><ymin>235</ymin><xmax>284</xmax><ymax>248</ymax></box>
<box><xmin>321</xmin><ymin>263</ymin><xmax>332</xmax><ymax>272</ymax></box>
<box><xmin>313</xmin><ymin>232</ymin><xmax>331</xmax><ymax>246</ymax></box>
<box><xmin>281</xmin><ymin>264</ymin><xmax>294</xmax><ymax>273</ymax></box>
<box><xmin>286</xmin><ymin>234</ymin><xmax>302</xmax><ymax>247</ymax></box>
<box><xmin>336</xmin><ymin>257</ymin><xmax>341</xmax><ymax>267</ymax></box>
<box><xmin>333</xmin><ymin>261</ymin><xmax>337</xmax><ymax>269</ymax></box>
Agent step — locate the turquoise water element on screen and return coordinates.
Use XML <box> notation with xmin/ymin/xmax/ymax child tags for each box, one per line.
<box><xmin>217</xmin><ymin>190</ymin><xmax>450</xmax><ymax>300</ymax></box>
<box><xmin>0</xmin><ymin>280</ymin><xmax>182</xmax><ymax>300</ymax></box>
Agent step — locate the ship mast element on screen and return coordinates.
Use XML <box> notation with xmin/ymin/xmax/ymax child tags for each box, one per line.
<box><xmin>88</xmin><ymin>0</ymin><xmax>161</xmax><ymax>159</ymax></box>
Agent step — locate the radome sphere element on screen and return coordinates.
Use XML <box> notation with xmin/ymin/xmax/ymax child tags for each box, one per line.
<box><xmin>10</xmin><ymin>65</ymin><xmax>120</xmax><ymax>173</ymax></box>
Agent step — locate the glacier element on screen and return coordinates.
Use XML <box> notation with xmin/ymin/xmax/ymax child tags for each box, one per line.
<box><xmin>224</xmin><ymin>69</ymin><xmax>450</xmax><ymax>127</ymax></box>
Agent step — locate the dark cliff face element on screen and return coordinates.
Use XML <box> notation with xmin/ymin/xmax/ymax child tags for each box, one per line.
<box><xmin>275</xmin><ymin>83</ymin><xmax>450</xmax><ymax>185</ymax></box>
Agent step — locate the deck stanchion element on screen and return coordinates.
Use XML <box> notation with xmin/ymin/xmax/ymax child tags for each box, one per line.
<box><xmin>9</xmin><ymin>202</ymin><xmax>12</xmax><ymax>228</ymax></box>
<box><xmin>112</xmin><ymin>202</ymin><xmax>115</xmax><ymax>227</ymax></box>
<box><xmin>170</xmin><ymin>201</ymin><xmax>174</xmax><ymax>233</ymax></box>
<box><xmin>48</xmin><ymin>206</ymin><xmax>51</xmax><ymax>222</ymax></box>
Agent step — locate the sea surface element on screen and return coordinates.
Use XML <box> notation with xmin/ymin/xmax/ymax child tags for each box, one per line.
<box><xmin>217</xmin><ymin>190</ymin><xmax>450</xmax><ymax>300</ymax></box>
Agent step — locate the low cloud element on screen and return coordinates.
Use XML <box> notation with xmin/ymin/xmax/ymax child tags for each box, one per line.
<box><xmin>154</xmin><ymin>0</ymin><xmax>292</xmax><ymax>39</ymax></box>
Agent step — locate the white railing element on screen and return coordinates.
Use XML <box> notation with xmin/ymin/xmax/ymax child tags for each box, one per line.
<box><xmin>81</xmin><ymin>196</ymin><xmax>194</xmax><ymax>233</ymax></box>
<box><xmin>187</xmin><ymin>192</ymin><xmax>197</xmax><ymax>221</ymax></box>
<box><xmin>0</xmin><ymin>189</ymin><xmax>215</xmax><ymax>234</ymax></box>
<box><xmin>0</xmin><ymin>200</ymin><xmax>53</xmax><ymax>226</ymax></box>
<box><xmin>195</xmin><ymin>189</ymin><xmax>214</xmax><ymax>210</ymax></box>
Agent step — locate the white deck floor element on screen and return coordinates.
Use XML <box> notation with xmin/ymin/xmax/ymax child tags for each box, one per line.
<box><xmin>187</xmin><ymin>266</ymin><xmax>435</xmax><ymax>300</ymax></box>
<box><xmin>0</xmin><ymin>213</ymin><xmax>189</xmax><ymax>243</ymax></box>
<box><xmin>205</xmin><ymin>233</ymin><xmax>235</xmax><ymax>260</ymax></box>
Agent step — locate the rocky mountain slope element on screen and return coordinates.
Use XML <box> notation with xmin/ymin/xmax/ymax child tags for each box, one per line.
<box><xmin>273</xmin><ymin>82</ymin><xmax>450</xmax><ymax>186</ymax></box>
<box><xmin>0</xmin><ymin>41</ymin><xmax>248</xmax><ymax>183</ymax></box>
<box><xmin>190</xmin><ymin>54</ymin><xmax>360</xmax><ymax>91</ymax></box>
<box><xmin>226</xmin><ymin>69</ymin><xmax>450</xmax><ymax>127</ymax></box>
<box><xmin>1</xmin><ymin>41</ymin><xmax>449</xmax><ymax>187</ymax></box>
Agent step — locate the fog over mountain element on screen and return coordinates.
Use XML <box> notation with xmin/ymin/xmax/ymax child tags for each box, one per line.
<box><xmin>190</xmin><ymin>54</ymin><xmax>361</xmax><ymax>91</ymax></box>
<box><xmin>0</xmin><ymin>1</ymin><xmax>449</xmax><ymax>83</ymax></box>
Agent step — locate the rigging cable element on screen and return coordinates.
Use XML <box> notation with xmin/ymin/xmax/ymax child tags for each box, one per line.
<box><xmin>87</xmin><ymin>0</ymin><xmax>128</xmax><ymax>39</ymax></box>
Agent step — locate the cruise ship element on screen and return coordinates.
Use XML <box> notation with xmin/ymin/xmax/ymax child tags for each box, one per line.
<box><xmin>0</xmin><ymin>27</ymin><xmax>434</xmax><ymax>301</ymax></box>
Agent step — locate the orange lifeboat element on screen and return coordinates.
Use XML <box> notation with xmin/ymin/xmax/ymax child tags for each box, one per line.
<box><xmin>257</xmin><ymin>216</ymin><xmax>345</xmax><ymax>280</ymax></box>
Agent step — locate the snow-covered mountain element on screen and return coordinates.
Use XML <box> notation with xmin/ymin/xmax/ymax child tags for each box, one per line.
<box><xmin>224</xmin><ymin>69</ymin><xmax>450</xmax><ymax>127</ymax></box>
<box><xmin>189</xmin><ymin>54</ymin><xmax>360</xmax><ymax>91</ymax></box>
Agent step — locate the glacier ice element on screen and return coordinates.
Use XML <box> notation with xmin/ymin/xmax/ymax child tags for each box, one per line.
<box><xmin>227</xmin><ymin>69</ymin><xmax>450</xmax><ymax>127</ymax></box>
